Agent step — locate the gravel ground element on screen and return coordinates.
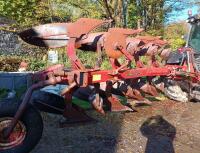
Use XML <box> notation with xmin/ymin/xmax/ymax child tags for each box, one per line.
<box><xmin>31</xmin><ymin>100</ymin><xmax>200</xmax><ymax>153</ymax></box>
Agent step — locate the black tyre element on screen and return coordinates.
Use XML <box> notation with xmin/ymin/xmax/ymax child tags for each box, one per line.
<box><xmin>0</xmin><ymin>101</ymin><xmax>43</xmax><ymax>153</ymax></box>
<box><xmin>31</xmin><ymin>90</ymin><xmax>65</xmax><ymax>114</ymax></box>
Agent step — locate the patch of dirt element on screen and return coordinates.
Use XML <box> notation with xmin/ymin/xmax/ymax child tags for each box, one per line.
<box><xmin>31</xmin><ymin>100</ymin><xmax>200</xmax><ymax>153</ymax></box>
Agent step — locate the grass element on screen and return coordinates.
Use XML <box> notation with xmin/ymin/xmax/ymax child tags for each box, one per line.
<box><xmin>0</xmin><ymin>46</ymin><xmax>156</xmax><ymax>72</ymax></box>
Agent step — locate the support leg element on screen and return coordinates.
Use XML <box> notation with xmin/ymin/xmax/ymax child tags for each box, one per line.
<box><xmin>105</xmin><ymin>81</ymin><xmax>133</xmax><ymax>112</ymax></box>
<box><xmin>60</xmin><ymin>85</ymin><xmax>94</xmax><ymax>126</ymax></box>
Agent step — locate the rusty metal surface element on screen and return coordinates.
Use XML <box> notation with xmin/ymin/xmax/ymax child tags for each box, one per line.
<box><xmin>67</xmin><ymin>39</ymin><xmax>86</xmax><ymax>70</ymax></box>
<box><xmin>104</xmin><ymin>28</ymin><xmax>143</xmax><ymax>59</ymax></box>
<box><xmin>67</xmin><ymin>18</ymin><xmax>111</xmax><ymax>38</ymax></box>
<box><xmin>62</xmin><ymin>93</ymin><xmax>94</xmax><ymax>125</ymax></box>
<box><xmin>77</xmin><ymin>32</ymin><xmax>105</xmax><ymax>51</ymax></box>
<box><xmin>105</xmin><ymin>81</ymin><xmax>133</xmax><ymax>112</ymax></box>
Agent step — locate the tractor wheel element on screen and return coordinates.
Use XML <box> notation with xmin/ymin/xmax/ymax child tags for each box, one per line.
<box><xmin>0</xmin><ymin>101</ymin><xmax>43</xmax><ymax>153</ymax></box>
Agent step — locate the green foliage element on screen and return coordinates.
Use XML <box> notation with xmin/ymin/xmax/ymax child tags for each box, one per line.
<box><xmin>77</xmin><ymin>50</ymin><xmax>97</xmax><ymax>68</ymax></box>
<box><xmin>27</xmin><ymin>58</ymin><xmax>47</xmax><ymax>71</ymax></box>
<box><xmin>0</xmin><ymin>0</ymin><xmax>39</xmax><ymax>28</ymax></box>
<box><xmin>43</xmin><ymin>0</ymin><xmax>103</xmax><ymax>23</ymax></box>
<box><xmin>164</xmin><ymin>22</ymin><xmax>187</xmax><ymax>49</ymax></box>
<box><xmin>0</xmin><ymin>0</ymin><xmax>193</xmax><ymax>31</ymax></box>
<box><xmin>0</xmin><ymin>0</ymin><xmax>72</xmax><ymax>29</ymax></box>
<box><xmin>100</xmin><ymin>57</ymin><xmax>112</xmax><ymax>70</ymax></box>
<box><xmin>169</xmin><ymin>38</ymin><xmax>186</xmax><ymax>50</ymax></box>
<box><xmin>136</xmin><ymin>0</ymin><xmax>165</xmax><ymax>30</ymax></box>
<box><xmin>127</xmin><ymin>1</ymin><xmax>139</xmax><ymax>28</ymax></box>
<box><xmin>0</xmin><ymin>55</ymin><xmax>22</xmax><ymax>71</ymax></box>
<box><xmin>66</xmin><ymin>0</ymin><xmax>102</xmax><ymax>19</ymax></box>
<box><xmin>0</xmin><ymin>49</ymin><xmax>113</xmax><ymax>71</ymax></box>
<box><xmin>147</xmin><ymin>28</ymin><xmax>164</xmax><ymax>37</ymax></box>
<box><xmin>0</xmin><ymin>55</ymin><xmax>47</xmax><ymax>72</ymax></box>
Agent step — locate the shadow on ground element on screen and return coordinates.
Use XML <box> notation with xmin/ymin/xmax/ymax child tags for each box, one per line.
<box><xmin>140</xmin><ymin>115</ymin><xmax>176</xmax><ymax>153</ymax></box>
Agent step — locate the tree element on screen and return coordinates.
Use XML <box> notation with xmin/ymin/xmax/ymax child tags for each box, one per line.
<box><xmin>0</xmin><ymin>0</ymin><xmax>40</xmax><ymax>28</ymax></box>
<box><xmin>0</xmin><ymin>0</ymin><xmax>194</xmax><ymax>32</ymax></box>
<box><xmin>0</xmin><ymin>0</ymin><xmax>69</xmax><ymax>29</ymax></box>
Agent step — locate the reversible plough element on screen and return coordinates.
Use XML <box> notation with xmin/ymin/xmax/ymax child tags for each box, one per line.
<box><xmin>1</xmin><ymin>17</ymin><xmax>200</xmax><ymax>152</ymax></box>
<box><xmin>18</xmin><ymin>18</ymin><xmax>199</xmax><ymax>113</ymax></box>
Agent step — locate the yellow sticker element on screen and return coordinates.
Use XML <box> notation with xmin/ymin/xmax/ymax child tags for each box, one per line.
<box><xmin>92</xmin><ymin>74</ymin><xmax>101</xmax><ymax>81</ymax></box>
